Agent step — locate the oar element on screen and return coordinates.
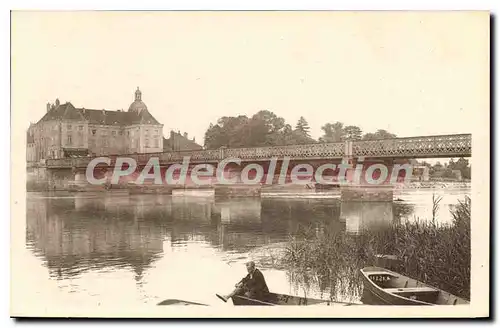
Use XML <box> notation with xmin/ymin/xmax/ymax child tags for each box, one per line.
<box><xmin>216</xmin><ymin>294</ymin><xmax>230</xmax><ymax>303</ymax></box>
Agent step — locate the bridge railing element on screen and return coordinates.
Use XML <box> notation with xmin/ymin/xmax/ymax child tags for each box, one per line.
<box><xmin>352</xmin><ymin>134</ymin><xmax>471</xmax><ymax>158</ymax></box>
<box><xmin>223</xmin><ymin>142</ymin><xmax>345</xmax><ymax>160</ymax></box>
<box><xmin>158</xmin><ymin>149</ymin><xmax>221</xmax><ymax>162</ymax></box>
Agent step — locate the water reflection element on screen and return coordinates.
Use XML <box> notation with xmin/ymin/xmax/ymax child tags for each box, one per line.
<box><xmin>26</xmin><ymin>190</ymin><xmax>463</xmax><ymax>304</ymax></box>
<box><xmin>26</xmin><ymin>195</ymin><xmax>164</xmax><ymax>282</ymax></box>
<box><xmin>341</xmin><ymin>201</ymin><xmax>395</xmax><ymax>234</ymax></box>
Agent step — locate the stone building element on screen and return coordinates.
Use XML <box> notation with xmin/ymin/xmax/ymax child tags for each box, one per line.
<box><xmin>27</xmin><ymin>88</ymin><xmax>164</xmax><ymax>162</ymax></box>
<box><xmin>163</xmin><ymin>130</ymin><xmax>203</xmax><ymax>152</ymax></box>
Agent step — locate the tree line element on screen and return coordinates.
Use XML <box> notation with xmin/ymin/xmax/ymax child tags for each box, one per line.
<box><xmin>203</xmin><ymin>110</ymin><xmax>397</xmax><ymax>149</ymax></box>
<box><xmin>418</xmin><ymin>158</ymin><xmax>471</xmax><ymax>180</ymax></box>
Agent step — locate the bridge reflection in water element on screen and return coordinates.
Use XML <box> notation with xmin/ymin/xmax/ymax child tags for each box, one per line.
<box><xmin>26</xmin><ymin>193</ymin><xmax>412</xmax><ymax>286</ymax></box>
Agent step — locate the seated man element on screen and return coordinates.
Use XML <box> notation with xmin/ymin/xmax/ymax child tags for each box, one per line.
<box><xmin>217</xmin><ymin>261</ymin><xmax>269</xmax><ymax>302</ymax></box>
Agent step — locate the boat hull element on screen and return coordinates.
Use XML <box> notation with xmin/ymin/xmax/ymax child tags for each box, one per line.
<box><xmin>231</xmin><ymin>292</ymin><xmax>330</xmax><ymax>306</ymax></box>
<box><xmin>360</xmin><ymin>266</ymin><xmax>469</xmax><ymax>305</ymax></box>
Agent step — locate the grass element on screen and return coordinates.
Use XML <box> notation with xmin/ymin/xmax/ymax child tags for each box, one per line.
<box><xmin>283</xmin><ymin>196</ymin><xmax>471</xmax><ymax>302</ymax></box>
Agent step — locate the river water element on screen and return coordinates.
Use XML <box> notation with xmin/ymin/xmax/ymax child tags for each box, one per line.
<box><xmin>24</xmin><ymin>186</ymin><xmax>470</xmax><ymax>307</ymax></box>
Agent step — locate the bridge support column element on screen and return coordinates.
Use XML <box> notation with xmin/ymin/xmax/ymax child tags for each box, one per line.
<box><xmin>214</xmin><ymin>184</ymin><xmax>262</xmax><ymax>198</ymax></box>
<box><xmin>340</xmin><ymin>185</ymin><xmax>393</xmax><ymax>202</ymax></box>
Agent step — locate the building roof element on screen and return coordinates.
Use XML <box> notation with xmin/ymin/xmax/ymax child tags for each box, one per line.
<box><xmin>38</xmin><ymin>103</ymin><xmax>85</xmax><ymax>122</ymax></box>
<box><xmin>163</xmin><ymin>131</ymin><xmax>203</xmax><ymax>151</ymax></box>
<box><xmin>37</xmin><ymin>102</ymin><xmax>161</xmax><ymax>126</ymax></box>
<box><xmin>128</xmin><ymin>100</ymin><xmax>148</xmax><ymax>112</ymax></box>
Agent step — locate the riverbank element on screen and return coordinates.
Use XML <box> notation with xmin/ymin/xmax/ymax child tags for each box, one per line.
<box><xmin>282</xmin><ymin>196</ymin><xmax>471</xmax><ymax>302</ymax></box>
<box><xmin>403</xmin><ymin>181</ymin><xmax>471</xmax><ymax>189</ymax></box>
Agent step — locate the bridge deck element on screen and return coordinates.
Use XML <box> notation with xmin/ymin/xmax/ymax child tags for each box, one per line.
<box><xmin>34</xmin><ymin>134</ymin><xmax>471</xmax><ymax>168</ymax></box>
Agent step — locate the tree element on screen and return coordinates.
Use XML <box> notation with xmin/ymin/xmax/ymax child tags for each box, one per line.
<box><xmin>448</xmin><ymin>157</ymin><xmax>471</xmax><ymax>180</ymax></box>
<box><xmin>203</xmin><ymin>115</ymin><xmax>249</xmax><ymax>149</ymax></box>
<box><xmin>342</xmin><ymin>125</ymin><xmax>363</xmax><ymax>141</ymax></box>
<box><xmin>203</xmin><ymin>111</ymin><xmax>314</xmax><ymax>148</ymax></box>
<box><xmin>319</xmin><ymin>122</ymin><xmax>344</xmax><ymax>143</ymax></box>
<box><xmin>280</xmin><ymin>124</ymin><xmax>296</xmax><ymax>145</ymax></box>
<box><xmin>288</xmin><ymin>116</ymin><xmax>315</xmax><ymax>144</ymax></box>
<box><xmin>295</xmin><ymin>116</ymin><xmax>311</xmax><ymax>138</ymax></box>
<box><xmin>362</xmin><ymin>129</ymin><xmax>397</xmax><ymax>140</ymax></box>
<box><xmin>247</xmin><ymin>110</ymin><xmax>286</xmax><ymax>147</ymax></box>
<box><xmin>429</xmin><ymin>161</ymin><xmax>441</xmax><ymax>176</ymax></box>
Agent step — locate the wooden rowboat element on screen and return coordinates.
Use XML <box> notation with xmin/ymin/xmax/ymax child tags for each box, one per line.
<box><xmin>229</xmin><ymin>292</ymin><xmax>340</xmax><ymax>306</ymax></box>
<box><xmin>360</xmin><ymin>266</ymin><xmax>469</xmax><ymax>305</ymax></box>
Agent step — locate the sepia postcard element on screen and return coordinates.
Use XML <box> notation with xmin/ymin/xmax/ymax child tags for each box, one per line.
<box><xmin>10</xmin><ymin>10</ymin><xmax>490</xmax><ymax>318</ymax></box>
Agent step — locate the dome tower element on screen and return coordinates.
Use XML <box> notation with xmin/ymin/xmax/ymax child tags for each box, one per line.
<box><xmin>128</xmin><ymin>87</ymin><xmax>148</xmax><ymax>113</ymax></box>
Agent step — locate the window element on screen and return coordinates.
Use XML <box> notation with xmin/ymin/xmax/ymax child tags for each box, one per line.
<box><xmin>119</xmin><ymin>131</ymin><xmax>123</xmax><ymax>136</ymax></box>
<box><xmin>78</xmin><ymin>126</ymin><xmax>83</xmax><ymax>131</ymax></box>
<box><xmin>112</xmin><ymin>131</ymin><xmax>116</xmax><ymax>136</ymax></box>
<box><xmin>67</xmin><ymin>135</ymin><xmax>72</xmax><ymax>145</ymax></box>
<box><xmin>67</xmin><ymin>124</ymin><xmax>72</xmax><ymax>130</ymax></box>
<box><xmin>154</xmin><ymin>139</ymin><xmax>159</xmax><ymax>147</ymax></box>
<box><xmin>145</xmin><ymin>139</ymin><xmax>149</xmax><ymax>147</ymax></box>
<box><xmin>92</xmin><ymin>129</ymin><xmax>96</xmax><ymax>135</ymax></box>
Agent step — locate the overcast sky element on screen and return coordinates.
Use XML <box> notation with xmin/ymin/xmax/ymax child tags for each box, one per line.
<box><xmin>12</xmin><ymin>11</ymin><xmax>488</xmax><ymax>145</ymax></box>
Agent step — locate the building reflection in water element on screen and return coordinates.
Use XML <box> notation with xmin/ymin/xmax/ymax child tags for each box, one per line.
<box><xmin>26</xmin><ymin>192</ymin><xmax>413</xmax><ymax>285</ymax></box>
<box><xmin>26</xmin><ymin>193</ymin><xmax>166</xmax><ymax>283</ymax></box>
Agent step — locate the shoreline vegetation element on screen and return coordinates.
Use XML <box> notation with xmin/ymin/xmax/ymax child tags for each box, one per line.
<box><xmin>283</xmin><ymin>196</ymin><xmax>471</xmax><ymax>302</ymax></box>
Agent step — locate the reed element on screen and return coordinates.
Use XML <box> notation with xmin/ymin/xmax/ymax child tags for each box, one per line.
<box><xmin>283</xmin><ymin>196</ymin><xmax>471</xmax><ymax>301</ymax></box>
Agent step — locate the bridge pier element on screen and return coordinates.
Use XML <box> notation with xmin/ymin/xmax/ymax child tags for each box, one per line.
<box><xmin>214</xmin><ymin>184</ymin><xmax>262</xmax><ymax>198</ymax></box>
<box><xmin>340</xmin><ymin>185</ymin><xmax>394</xmax><ymax>202</ymax></box>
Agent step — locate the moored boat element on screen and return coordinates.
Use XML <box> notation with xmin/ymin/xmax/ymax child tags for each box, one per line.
<box><xmin>360</xmin><ymin>266</ymin><xmax>469</xmax><ymax>305</ymax></box>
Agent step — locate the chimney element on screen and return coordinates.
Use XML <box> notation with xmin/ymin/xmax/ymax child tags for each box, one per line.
<box><xmin>55</xmin><ymin>98</ymin><xmax>60</xmax><ymax>107</ymax></box>
<box><xmin>170</xmin><ymin>130</ymin><xmax>174</xmax><ymax>139</ymax></box>
<box><xmin>183</xmin><ymin>132</ymin><xmax>188</xmax><ymax>138</ymax></box>
<box><xmin>46</xmin><ymin>103</ymin><xmax>51</xmax><ymax>112</ymax></box>
<box><xmin>193</xmin><ymin>137</ymin><xmax>196</xmax><ymax>142</ymax></box>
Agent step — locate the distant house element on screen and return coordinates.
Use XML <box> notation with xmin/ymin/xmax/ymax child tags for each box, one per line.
<box><xmin>163</xmin><ymin>130</ymin><xmax>203</xmax><ymax>152</ymax></box>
